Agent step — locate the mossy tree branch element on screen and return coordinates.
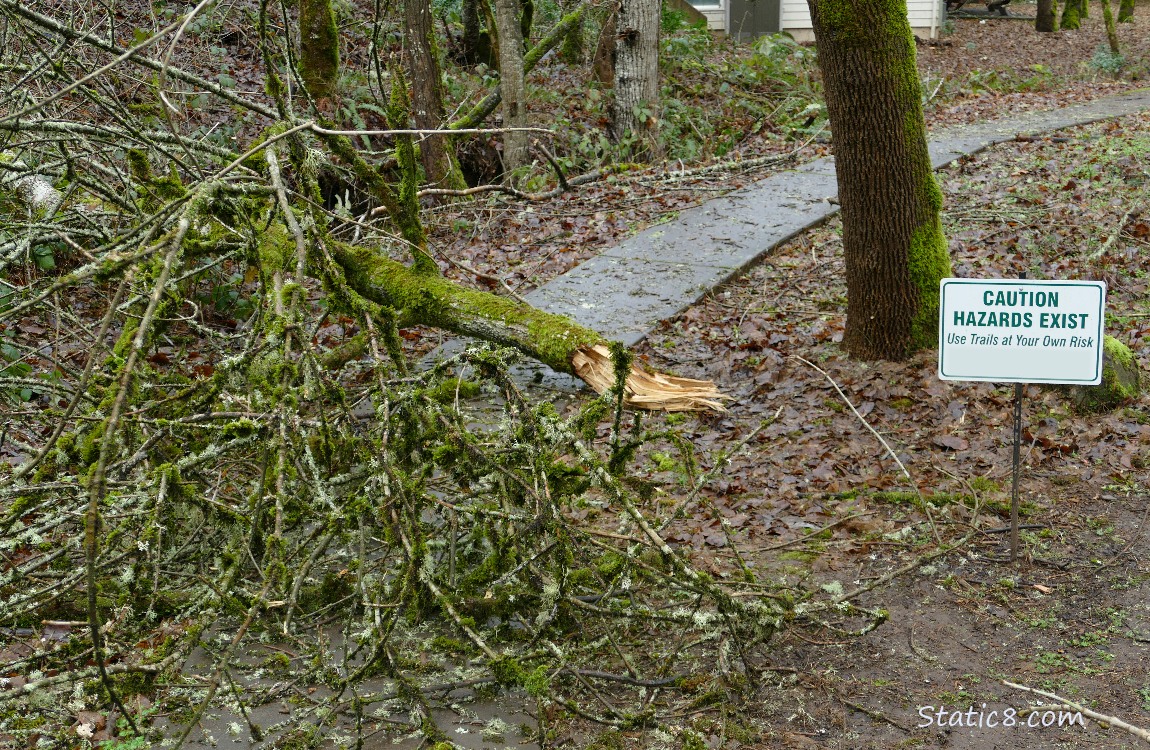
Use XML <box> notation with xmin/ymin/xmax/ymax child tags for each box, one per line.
<box><xmin>331</xmin><ymin>241</ymin><xmax>604</xmax><ymax>373</ymax></box>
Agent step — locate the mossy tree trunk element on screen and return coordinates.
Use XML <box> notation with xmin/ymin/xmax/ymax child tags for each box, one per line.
<box><xmin>480</xmin><ymin>0</ymin><xmax>502</xmax><ymax>64</ymax></box>
<box><xmin>611</xmin><ymin>0</ymin><xmax>661</xmax><ymax>157</ymax></box>
<box><xmin>494</xmin><ymin>0</ymin><xmax>529</xmax><ymax>174</ymax></box>
<box><xmin>1061</xmin><ymin>0</ymin><xmax>1084</xmax><ymax>29</ymax></box>
<box><xmin>1118</xmin><ymin>0</ymin><xmax>1134</xmax><ymax>22</ymax></box>
<box><xmin>806</xmin><ymin>0</ymin><xmax>952</xmax><ymax>360</ymax></box>
<box><xmin>1036</xmin><ymin>0</ymin><xmax>1058</xmax><ymax>31</ymax></box>
<box><xmin>299</xmin><ymin>0</ymin><xmax>340</xmax><ymax>101</ymax></box>
<box><xmin>1100</xmin><ymin>0</ymin><xmax>1121</xmax><ymax>55</ymax></box>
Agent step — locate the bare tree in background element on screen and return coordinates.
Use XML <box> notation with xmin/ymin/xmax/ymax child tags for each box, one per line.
<box><xmin>494</xmin><ymin>0</ymin><xmax>529</xmax><ymax>173</ymax></box>
<box><xmin>611</xmin><ymin>0</ymin><xmax>661</xmax><ymax>157</ymax></box>
<box><xmin>403</xmin><ymin>0</ymin><xmax>458</xmax><ymax>184</ymax></box>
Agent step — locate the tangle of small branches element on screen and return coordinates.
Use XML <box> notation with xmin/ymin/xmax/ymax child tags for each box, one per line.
<box><xmin>0</xmin><ymin>2</ymin><xmax>881</xmax><ymax>747</ymax></box>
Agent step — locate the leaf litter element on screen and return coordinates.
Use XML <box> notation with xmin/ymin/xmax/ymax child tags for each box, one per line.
<box><xmin>2</xmin><ymin>4</ymin><xmax>1150</xmax><ymax>747</ymax></box>
<box><xmin>624</xmin><ymin>110</ymin><xmax>1150</xmax><ymax>748</ymax></box>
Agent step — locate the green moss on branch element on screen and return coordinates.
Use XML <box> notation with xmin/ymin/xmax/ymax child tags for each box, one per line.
<box><xmin>331</xmin><ymin>241</ymin><xmax>604</xmax><ymax>373</ymax></box>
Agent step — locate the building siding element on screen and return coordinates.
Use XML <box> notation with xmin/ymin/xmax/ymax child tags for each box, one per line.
<box><xmin>777</xmin><ymin>0</ymin><xmax>938</xmax><ymax>28</ymax></box>
<box><xmin>700</xmin><ymin>4</ymin><xmax>726</xmax><ymax>29</ymax></box>
<box><xmin>689</xmin><ymin>0</ymin><xmax>942</xmax><ymax>37</ymax></box>
<box><xmin>779</xmin><ymin>0</ymin><xmax>940</xmax><ymax>35</ymax></box>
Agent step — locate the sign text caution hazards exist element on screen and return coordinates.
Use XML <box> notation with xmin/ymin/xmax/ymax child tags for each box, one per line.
<box><xmin>938</xmin><ymin>278</ymin><xmax>1106</xmax><ymax>385</ymax></box>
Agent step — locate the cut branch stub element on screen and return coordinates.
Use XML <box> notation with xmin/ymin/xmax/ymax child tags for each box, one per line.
<box><xmin>573</xmin><ymin>344</ymin><xmax>729</xmax><ymax>412</ymax></box>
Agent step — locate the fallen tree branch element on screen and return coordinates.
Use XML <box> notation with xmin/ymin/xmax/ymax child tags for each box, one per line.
<box><xmin>792</xmin><ymin>355</ymin><xmax>910</xmax><ymax>481</ymax></box>
<box><xmin>332</xmin><ymin>242</ymin><xmax>729</xmax><ymax>410</ymax></box>
<box><xmin>833</xmin><ymin>528</ymin><xmax>980</xmax><ymax>605</ymax></box>
<box><xmin>1088</xmin><ymin>206</ymin><xmax>1138</xmax><ymax>261</ymax></box>
<box><xmin>0</xmin><ymin>652</ymin><xmax>185</xmax><ymax>701</ymax></box>
<box><xmin>1002</xmin><ymin>680</ymin><xmax>1150</xmax><ymax>742</ymax></box>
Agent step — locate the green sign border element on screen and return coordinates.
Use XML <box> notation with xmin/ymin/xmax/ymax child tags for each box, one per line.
<box><xmin>938</xmin><ymin>279</ymin><xmax>1106</xmax><ymax>384</ymax></box>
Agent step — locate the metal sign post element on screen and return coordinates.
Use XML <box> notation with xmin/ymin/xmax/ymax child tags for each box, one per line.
<box><xmin>1010</xmin><ymin>274</ymin><xmax>1025</xmax><ymax>563</ymax></box>
<box><xmin>938</xmin><ymin>276</ymin><xmax>1106</xmax><ymax>563</ymax></box>
<box><xmin>1010</xmin><ymin>381</ymin><xmax>1023</xmax><ymax>562</ymax></box>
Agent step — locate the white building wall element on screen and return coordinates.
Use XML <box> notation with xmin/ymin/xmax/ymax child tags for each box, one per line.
<box><xmin>777</xmin><ymin>0</ymin><xmax>941</xmax><ymax>40</ymax></box>
<box><xmin>698</xmin><ymin>2</ymin><xmax>726</xmax><ymax>29</ymax></box>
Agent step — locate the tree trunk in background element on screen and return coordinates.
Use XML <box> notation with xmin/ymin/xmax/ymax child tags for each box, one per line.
<box><xmin>448</xmin><ymin>2</ymin><xmax>592</xmax><ymax>129</ymax></box>
<box><xmin>299</xmin><ymin>0</ymin><xmax>340</xmax><ymax>101</ymax></box>
<box><xmin>806</xmin><ymin>0</ymin><xmax>952</xmax><ymax>360</ymax></box>
<box><xmin>494</xmin><ymin>0</ymin><xmax>528</xmax><ymax>174</ymax></box>
<box><xmin>1036</xmin><ymin>0</ymin><xmax>1057</xmax><ymax>31</ymax></box>
<box><xmin>481</xmin><ymin>0</ymin><xmax>502</xmax><ymax>67</ymax></box>
<box><xmin>403</xmin><ymin>0</ymin><xmax>455</xmax><ymax>185</ymax></box>
<box><xmin>1118</xmin><ymin>0</ymin><xmax>1134</xmax><ymax>22</ymax></box>
<box><xmin>462</xmin><ymin>0</ymin><xmax>482</xmax><ymax>63</ymax></box>
<box><xmin>1060</xmin><ymin>0</ymin><xmax>1082</xmax><ymax>27</ymax></box>
<box><xmin>521</xmin><ymin>0</ymin><xmax>535</xmax><ymax>46</ymax></box>
<box><xmin>611</xmin><ymin>0</ymin><xmax>661</xmax><ymax>158</ymax></box>
<box><xmin>1100</xmin><ymin>0</ymin><xmax>1121</xmax><ymax>55</ymax></box>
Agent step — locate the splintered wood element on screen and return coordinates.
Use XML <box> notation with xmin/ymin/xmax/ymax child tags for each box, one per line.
<box><xmin>572</xmin><ymin>343</ymin><xmax>730</xmax><ymax>412</ymax></box>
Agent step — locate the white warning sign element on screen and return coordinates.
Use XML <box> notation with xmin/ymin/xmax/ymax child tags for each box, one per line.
<box><xmin>938</xmin><ymin>278</ymin><xmax>1106</xmax><ymax>384</ymax></box>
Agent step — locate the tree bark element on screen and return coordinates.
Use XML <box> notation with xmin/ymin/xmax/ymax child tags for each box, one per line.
<box><xmin>1118</xmin><ymin>0</ymin><xmax>1134</xmax><ymax>21</ymax></box>
<box><xmin>462</xmin><ymin>0</ymin><xmax>483</xmax><ymax>63</ymax></box>
<box><xmin>611</xmin><ymin>0</ymin><xmax>661</xmax><ymax>158</ymax></box>
<box><xmin>403</xmin><ymin>0</ymin><xmax>455</xmax><ymax>185</ymax></box>
<box><xmin>806</xmin><ymin>0</ymin><xmax>952</xmax><ymax>360</ymax></box>
<box><xmin>1100</xmin><ymin>0</ymin><xmax>1121</xmax><ymax>55</ymax></box>
<box><xmin>299</xmin><ymin>0</ymin><xmax>340</xmax><ymax>101</ymax></box>
<box><xmin>591</xmin><ymin>5</ymin><xmax>617</xmax><ymax>86</ymax></box>
<box><xmin>494</xmin><ymin>0</ymin><xmax>529</xmax><ymax>174</ymax></box>
<box><xmin>402</xmin><ymin>0</ymin><xmax>460</xmax><ymax>187</ymax></box>
<box><xmin>1036</xmin><ymin>0</ymin><xmax>1057</xmax><ymax>31</ymax></box>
